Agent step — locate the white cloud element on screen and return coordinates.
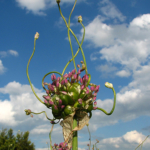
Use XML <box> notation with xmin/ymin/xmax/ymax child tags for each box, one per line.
<box><xmin>98</xmin><ymin>0</ymin><xmax>126</xmax><ymax>22</ymax></box>
<box><xmin>130</xmin><ymin>14</ymin><xmax>150</xmax><ymax>29</ymax></box>
<box><xmin>8</xmin><ymin>50</ymin><xmax>19</xmax><ymax>56</ymax></box>
<box><xmin>79</xmin><ymin>130</ymin><xmax>150</xmax><ymax>150</ymax></box>
<box><xmin>16</xmin><ymin>0</ymin><xmax>47</xmax><ymax>16</ymax></box>
<box><xmin>80</xmin><ymin>15</ymin><xmax>114</xmax><ymax>47</ymax></box>
<box><xmin>79</xmin><ymin>13</ymin><xmax>150</xmax><ymax>77</ymax></box>
<box><xmin>0</xmin><ymin>60</ymin><xmax>7</xmax><ymax>75</ymax></box>
<box><xmin>0</xmin><ymin>80</ymin><xmax>150</xmax><ymax>149</ymax></box>
<box><xmin>15</xmin><ymin>0</ymin><xmax>87</xmax><ymax>16</ymax></box>
<box><xmin>115</xmin><ymin>69</ymin><xmax>131</xmax><ymax>77</ymax></box>
<box><xmin>0</xmin><ymin>50</ymin><xmax>18</xmax><ymax>58</ymax></box>
<box><xmin>95</xmin><ymin>63</ymin><xmax>118</xmax><ymax>78</ymax></box>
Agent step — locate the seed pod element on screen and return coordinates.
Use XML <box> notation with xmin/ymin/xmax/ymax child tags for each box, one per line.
<box><xmin>59</xmin><ymin>93</ymin><xmax>71</xmax><ymax>105</ymax></box>
<box><xmin>64</xmin><ymin>105</ymin><xmax>74</xmax><ymax>116</ymax></box>
<box><xmin>68</xmin><ymin>83</ymin><xmax>81</xmax><ymax>94</ymax></box>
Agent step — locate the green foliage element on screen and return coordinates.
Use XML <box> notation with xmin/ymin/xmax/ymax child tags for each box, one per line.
<box><xmin>0</xmin><ymin>127</ymin><xmax>35</xmax><ymax>150</ymax></box>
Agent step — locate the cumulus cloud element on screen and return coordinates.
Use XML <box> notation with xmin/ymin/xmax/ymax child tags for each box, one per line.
<box><xmin>95</xmin><ymin>63</ymin><xmax>118</xmax><ymax>78</ymax></box>
<box><xmin>0</xmin><ymin>80</ymin><xmax>150</xmax><ymax>149</ymax></box>
<box><xmin>98</xmin><ymin>0</ymin><xmax>126</xmax><ymax>22</ymax></box>
<box><xmin>115</xmin><ymin>69</ymin><xmax>131</xmax><ymax>77</ymax></box>
<box><xmin>79</xmin><ymin>13</ymin><xmax>150</xmax><ymax>78</ymax></box>
<box><xmin>0</xmin><ymin>60</ymin><xmax>7</xmax><ymax>74</ymax></box>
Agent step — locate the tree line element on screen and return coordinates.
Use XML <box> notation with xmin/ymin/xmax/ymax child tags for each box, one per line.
<box><xmin>0</xmin><ymin>127</ymin><xmax>35</xmax><ymax>150</ymax></box>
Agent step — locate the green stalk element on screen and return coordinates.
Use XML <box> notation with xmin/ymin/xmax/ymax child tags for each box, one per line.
<box><xmin>26</xmin><ymin>38</ymin><xmax>44</xmax><ymax>104</ymax></box>
<box><xmin>67</xmin><ymin>0</ymin><xmax>78</xmax><ymax>74</ymax></box>
<box><xmin>72</xmin><ymin>116</ymin><xmax>78</xmax><ymax>150</ymax></box>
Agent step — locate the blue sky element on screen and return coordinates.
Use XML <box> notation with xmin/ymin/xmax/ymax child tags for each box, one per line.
<box><xmin>0</xmin><ymin>0</ymin><xmax>150</xmax><ymax>149</ymax></box>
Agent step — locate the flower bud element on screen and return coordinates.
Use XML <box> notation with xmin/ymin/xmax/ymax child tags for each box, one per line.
<box><xmin>93</xmin><ymin>97</ymin><xmax>96</xmax><ymax>101</ymax></box>
<box><xmin>25</xmin><ymin>109</ymin><xmax>31</xmax><ymax>115</ymax></box>
<box><xmin>93</xmin><ymin>92</ymin><xmax>97</xmax><ymax>96</ymax></box>
<box><xmin>78</xmin><ymin>98</ymin><xmax>82</xmax><ymax>104</ymax></box>
<box><xmin>72</xmin><ymin>74</ymin><xmax>77</xmax><ymax>80</ymax></box>
<box><xmin>93</xmin><ymin>107</ymin><xmax>97</xmax><ymax>110</ymax></box>
<box><xmin>49</xmin><ymin>100</ymin><xmax>54</xmax><ymax>105</ymax></box>
<box><xmin>81</xmin><ymin>85</ymin><xmax>84</xmax><ymax>90</ymax></box>
<box><xmin>94</xmin><ymin>101</ymin><xmax>97</xmax><ymax>106</ymax></box>
<box><xmin>46</xmin><ymin>90</ymin><xmax>49</xmax><ymax>95</ymax></box>
<box><xmin>95</xmin><ymin>85</ymin><xmax>100</xmax><ymax>92</ymax></box>
<box><xmin>56</xmin><ymin>81</ymin><xmax>59</xmax><ymax>88</ymax></box>
<box><xmin>34</xmin><ymin>32</ymin><xmax>39</xmax><ymax>39</ymax></box>
<box><xmin>57</xmin><ymin>77</ymin><xmax>60</xmax><ymax>82</ymax></box>
<box><xmin>64</xmin><ymin>79</ymin><xmax>68</xmax><ymax>84</ymax></box>
<box><xmin>72</xmin><ymin>69</ymin><xmax>76</xmax><ymax>74</ymax></box>
<box><xmin>105</xmin><ymin>82</ymin><xmax>113</xmax><ymax>89</ymax></box>
<box><xmin>51</xmin><ymin>120</ymin><xmax>55</xmax><ymax>124</ymax></box>
<box><xmin>63</xmin><ymin>73</ymin><xmax>68</xmax><ymax>79</ymax></box>
<box><xmin>68</xmin><ymin>72</ymin><xmax>72</xmax><ymax>78</ymax></box>
<box><xmin>44</xmin><ymin>99</ymin><xmax>48</xmax><ymax>104</ymax></box>
<box><xmin>51</xmin><ymin>74</ymin><xmax>56</xmax><ymax>81</ymax></box>
<box><xmin>78</xmin><ymin>15</ymin><xmax>82</xmax><ymax>23</ymax></box>
<box><xmin>77</xmin><ymin>64</ymin><xmax>80</xmax><ymax>68</ymax></box>
<box><xmin>61</xmin><ymin>79</ymin><xmax>65</xmax><ymax>85</ymax></box>
<box><xmin>61</xmin><ymin>105</ymin><xmax>65</xmax><ymax>109</ymax></box>
<box><xmin>43</xmin><ymin>95</ymin><xmax>51</xmax><ymax>100</ymax></box>
<box><xmin>90</xmin><ymin>86</ymin><xmax>95</xmax><ymax>91</ymax></box>
<box><xmin>79</xmin><ymin>77</ymin><xmax>83</xmax><ymax>83</ymax></box>
<box><xmin>80</xmin><ymin>60</ymin><xmax>83</xmax><ymax>64</ymax></box>
<box><xmin>56</xmin><ymin>0</ymin><xmax>61</xmax><ymax>4</ymax></box>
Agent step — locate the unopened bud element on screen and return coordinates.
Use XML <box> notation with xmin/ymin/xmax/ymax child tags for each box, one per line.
<box><xmin>78</xmin><ymin>15</ymin><xmax>82</xmax><ymax>23</ymax></box>
<box><xmin>105</xmin><ymin>82</ymin><xmax>113</xmax><ymax>89</ymax></box>
<box><xmin>34</xmin><ymin>32</ymin><xmax>39</xmax><ymax>39</ymax></box>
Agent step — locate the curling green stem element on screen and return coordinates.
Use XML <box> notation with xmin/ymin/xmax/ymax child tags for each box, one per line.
<box><xmin>26</xmin><ymin>39</ymin><xmax>44</xmax><ymax>104</ymax></box>
<box><xmin>29</xmin><ymin>110</ymin><xmax>60</xmax><ymax>123</ymax></box>
<box><xmin>62</xmin><ymin>22</ymin><xmax>85</xmax><ymax>76</ymax></box>
<box><xmin>58</xmin><ymin>3</ymin><xmax>88</xmax><ymax>75</ymax></box>
<box><xmin>97</xmin><ymin>87</ymin><xmax>116</xmax><ymax>115</ymax></box>
<box><xmin>72</xmin><ymin>116</ymin><xmax>78</xmax><ymax>150</ymax></box>
<box><xmin>67</xmin><ymin>0</ymin><xmax>77</xmax><ymax>74</ymax></box>
<box><xmin>80</xmin><ymin>22</ymin><xmax>88</xmax><ymax>74</ymax></box>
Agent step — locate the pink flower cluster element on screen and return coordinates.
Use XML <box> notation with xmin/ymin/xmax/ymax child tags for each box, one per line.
<box><xmin>43</xmin><ymin>66</ymin><xmax>100</xmax><ymax>110</ymax></box>
<box><xmin>52</xmin><ymin>142</ymin><xmax>71</xmax><ymax>150</ymax></box>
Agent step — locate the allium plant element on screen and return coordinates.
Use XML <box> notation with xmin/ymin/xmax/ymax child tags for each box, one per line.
<box><xmin>25</xmin><ymin>0</ymin><xmax>116</xmax><ymax>150</ymax></box>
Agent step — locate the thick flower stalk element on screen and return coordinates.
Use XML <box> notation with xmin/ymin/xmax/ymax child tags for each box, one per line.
<box><xmin>25</xmin><ymin>0</ymin><xmax>116</xmax><ymax>150</ymax></box>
